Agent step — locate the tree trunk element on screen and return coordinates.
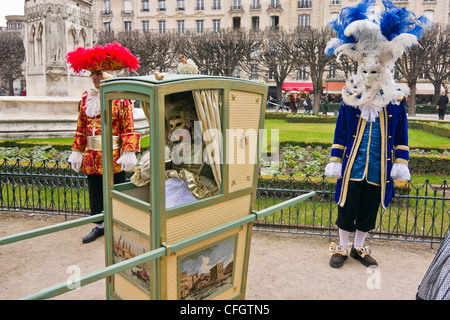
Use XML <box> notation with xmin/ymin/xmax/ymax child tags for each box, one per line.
<box><xmin>312</xmin><ymin>78</ymin><xmax>323</xmax><ymax>113</ymax></box>
<box><xmin>408</xmin><ymin>82</ymin><xmax>417</xmax><ymax>116</ymax></box>
<box><xmin>8</xmin><ymin>78</ymin><xmax>14</xmax><ymax>96</ymax></box>
<box><xmin>276</xmin><ymin>83</ymin><xmax>283</xmax><ymax>101</ymax></box>
<box><xmin>432</xmin><ymin>81</ymin><xmax>442</xmax><ymax>105</ymax></box>
<box><xmin>313</xmin><ymin>88</ymin><xmax>321</xmax><ymax>113</ymax></box>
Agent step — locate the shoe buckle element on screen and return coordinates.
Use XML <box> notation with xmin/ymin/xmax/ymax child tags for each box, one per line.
<box><xmin>355</xmin><ymin>246</ymin><xmax>371</xmax><ymax>258</ymax></box>
<box><xmin>329</xmin><ymin>242</ymin><xmax>349</xmax><ymax>256</ymax></box>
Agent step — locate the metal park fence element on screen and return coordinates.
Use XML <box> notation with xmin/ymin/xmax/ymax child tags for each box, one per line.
<box><xmin>1</xmin><ymin>159</ymin><xmax>449</xmax><ymax>244</ymax></box>
<box><xmin>0</xmin><ymin>160</ymin><xmax>89</xmax><ymax>217</ymax></box>
<box><xmin>255</xmin><ymin>175</ymin><xmax>449</xmax><ymax>245</ymax></box>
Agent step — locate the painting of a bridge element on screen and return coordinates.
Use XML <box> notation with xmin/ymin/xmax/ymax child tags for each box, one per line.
<box><xmin>179</xmin><ymin>236</ymin><xmax>236</xmax><ymax>300</ymax></box>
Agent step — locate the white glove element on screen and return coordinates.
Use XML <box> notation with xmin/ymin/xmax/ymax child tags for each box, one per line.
<box><xmin>325</xmin><ymin>161</ymin><xmax>342</xmax><ymax>179</ymax></box>
<box><xmin>68</xmin><ymin>151</ymin><xmax>83</xmax><ymax>173</ymax></box>
<box><xmin>390</xmin><ymin>163</ymin><xmax>411</xmax><ymax>181</ymax></box>
<box><xmin>141</xmin><ymin>160</ymin><xmax>151</xmax><ymax>181</ymax></box>
<box><xmin>117</xmin><ymin>151</ymin><xmax>138</xmax><ymax>172</ymax></box>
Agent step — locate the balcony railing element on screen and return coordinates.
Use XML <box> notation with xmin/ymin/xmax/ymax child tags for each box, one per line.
<box><xmin>267</xmin><ymin>4</ymin><xmax>283</xmax><ymax>11</ymax></box>
<box><xmin>230</xmin><ymin>5</ymin><xmax>244</xmax><ymax>11</ymax></box>
<box><xmin>298</xmin><ymin>1</ymin><xmax>312</xmax><ymax>9</ymax></box>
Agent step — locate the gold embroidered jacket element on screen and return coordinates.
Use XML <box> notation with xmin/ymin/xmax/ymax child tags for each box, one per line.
<box><xmin>72</xmin><ymin>93</ymin><xmax>140</xmax><ymax>175</ymax></box>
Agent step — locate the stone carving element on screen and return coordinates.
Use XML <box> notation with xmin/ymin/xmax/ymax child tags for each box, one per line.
<box><xmin>46</xmin><ymin>13</ymin><xmax>64</xmax><ymax>63</ymax></box>
<box><xmin>24</xmin><ymin>0</ymin><xmax>94</xmax><ymax>96</ymax></box>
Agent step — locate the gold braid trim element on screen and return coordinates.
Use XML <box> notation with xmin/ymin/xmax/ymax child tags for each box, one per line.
<box><xmin>394</xmin><ymin>158</ymin><xmax>409</xmax><ymax>165</ymax></box>
<box><xmin>394</xmin><ymin>145</ymin><xmax>409</xmax><ymax>151</ymax></box>
<box><xmin>331</xmin><ymin>144</ymin><xmax>345</xmax><ymax>150</ymax></box>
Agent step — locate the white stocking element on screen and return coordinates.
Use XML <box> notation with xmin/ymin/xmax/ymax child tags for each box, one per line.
<box><xmin>339</xmin><ymin>229</ymin><xmax>350</xmax><ymax>248</ymax></box>
<box><xmin>354</xmin><ymin>230</ymin><xmax>368</xmax><ymax>247</ymax></box>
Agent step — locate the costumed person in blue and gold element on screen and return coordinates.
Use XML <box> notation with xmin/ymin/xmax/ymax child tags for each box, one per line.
<box><xmin>66</xmin><ymin>42</ymin><xmax>141</xmax><ymax>243</ymax></box>
<box><xmin>324</xmin><ymin>0</ymin><xmax>430</xmax><ymax>268</ymax></box>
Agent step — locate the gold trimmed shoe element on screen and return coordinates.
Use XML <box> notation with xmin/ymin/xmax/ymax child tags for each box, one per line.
<box><xmin>350</xmin><ymin>245</ymin><xmax>378</xmax><ymax>267</ymax></box>
<box><xmin>329</xmin><ymin>242</ymin><xmax>349</xmax><ymax>268</ymax></box>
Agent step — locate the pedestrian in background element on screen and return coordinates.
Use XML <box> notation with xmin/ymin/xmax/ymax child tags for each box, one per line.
<box><xmin>304</xmin><ymin>94</ymin><xmax>312</xmax><ymax>113</ymax></box>
<box><xmin>289</xmin><ymin>93</ymin><xmax>297</xmax><ymax>113</ymax></box>
<box><xmin>437</xmin><ymin>92</ymin><xmax>448</xmax><ymax>120</ymax></box>
<box><xmin>322</xmin><ymin>94</ymin><xmax>329</xmax><ymax>115</ymax></box>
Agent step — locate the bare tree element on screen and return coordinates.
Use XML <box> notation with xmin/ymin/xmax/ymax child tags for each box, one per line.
<box><xmin>292</xmin><ymin>27</ymin><xmax>335</xmax><ymax>113</ymax></box>
<box><xmin>330</xmin><ymin>54</ymin><xmax>358</xmax><ymax>80</ymax></box>
<box><xmin>138</xmin><ymin>31</ymin><xmax>182</xmax><ymax>74</ymax></box>
<box><xmin>175</xmin><ymin>32</ymin><xmax>220</xmax><ymax>75</ymax></box>
<box><xmin>179</xmin><ymin>29</ymin><xmax>262</xmax><ymax>77</ymax></box>
<box><xmin>258</xmin><ymin>30</ymin><xmax>297</xmax><ymax>99</ymax></box>
<box><xmin>424</xmin><ymin>25</ymin><xmax>450</xmax><ymax>104</ymax></box>
<box><xmin>98</xmin><ymin>31</ymin><xmax>181</xmax><ymax>75</ymax></box>
<box><xmin>0</xmin><ymin>32</ymin><xmax>25</xmax><ymax>95</ymax></box>
<box><xmin>395</xmin><ymin>28</ymin><xmax>435</xmax><ymax>115</ymax></box>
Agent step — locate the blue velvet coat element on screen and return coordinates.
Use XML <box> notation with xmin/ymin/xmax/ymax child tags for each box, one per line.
<box><xmin>330</xmin><ymin>100</ymin><xmax>409</xmax><ymax>209</ymax></box>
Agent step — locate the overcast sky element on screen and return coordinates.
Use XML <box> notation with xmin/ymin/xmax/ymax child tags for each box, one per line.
<box><xmin>0</xmin><ymin>0</ymin><xmax>25</xmax><ymax>27</ymax></box>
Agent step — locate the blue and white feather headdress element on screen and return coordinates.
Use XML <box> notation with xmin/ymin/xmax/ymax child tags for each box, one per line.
<box><xmin>325</xmin><ymin>0</ymin><xmax>430</xmax><ymax>120</ymax></box>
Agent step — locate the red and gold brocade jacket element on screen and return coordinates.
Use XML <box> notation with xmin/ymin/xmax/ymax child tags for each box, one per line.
<box><xmin>72</xmin><ymin>93</ymin><xmax>140</xmax><ymax>175</ymax></box>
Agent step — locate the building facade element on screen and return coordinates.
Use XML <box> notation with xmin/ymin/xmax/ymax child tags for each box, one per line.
<box><xmin>5</xmin><ymin>15</ymin><xmax>25</xmax><ymax>32</ymax></box>
<box><xmin>6</xmin><ymin>0</ymin><xmax>450</xmax><ymax>96</ymax></box>
<box><xmin>92</xmin><ymin>0</ymin><xmax>449</xmax><ymax>34</ymax></box>
<box><xmin>90</xmin><ymin>0</ymin><xmax>449</xmax><ymax>97</ymax></box>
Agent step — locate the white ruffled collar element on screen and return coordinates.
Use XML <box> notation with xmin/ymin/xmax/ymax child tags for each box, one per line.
<box><xmin>343</xmin><ymin>84</ymin><xmax>401</xmax><ymax>122</ymax></box>
<box><xmin>85</xmin><ymin>89</ymin><xmax>101</xmax><ymax>118</ymax></box>
<box><xmin>357</xmin><ymin>103</ymin><xmax>383</xmax><ymax>122</ymax></box>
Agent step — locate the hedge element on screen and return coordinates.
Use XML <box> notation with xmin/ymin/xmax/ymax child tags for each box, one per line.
<box><xmin>409</xmin><ymin>154</ymin><xmax>450</xmax><ymax>176</ymax></box>
<box><xmin>408</xmin><ymin>121</ymin><xmax>450</xmax><ymax>138</ymax></box>
<box><xmin>286</xmin><ymin>114</ymin><xmax>337</xmax><ymax>123</ymax></box>
<box><xmin>0</xmin><ymin>141</ymin><xmax>72</xmax><ymax>151</ymax></box>
<box><xmin>267</xmin><ymin>102</ymin><xmax>450</xmax><ymax>115</ymax></box>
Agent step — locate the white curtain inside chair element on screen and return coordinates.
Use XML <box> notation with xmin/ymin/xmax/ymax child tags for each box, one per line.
<box><xmin>192</xmin><ymin>90</ymin><xmax>222</xmax><ymax>187</ymax></box>
<box><xmin>141</xmin><ymin>101</ymin><xmax>150</xmax><ymax>125</ymax></box>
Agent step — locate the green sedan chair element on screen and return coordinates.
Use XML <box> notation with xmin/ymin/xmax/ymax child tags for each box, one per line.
<box><xmin>100</xmin><ymin>74</ymin><xmax>269</xmax><ymax>300</ymax></box>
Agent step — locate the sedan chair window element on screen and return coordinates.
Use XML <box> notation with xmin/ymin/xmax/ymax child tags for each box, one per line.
<box><xmin>131</xmin><ymin>90</ymin><xmax>222</xmax><ymax>209</ymax></box>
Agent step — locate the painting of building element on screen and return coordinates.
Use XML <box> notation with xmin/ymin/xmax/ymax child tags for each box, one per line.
<box><xmin>179</xmin><ymin>236</ymin><xmax>236</xmax><ymax>300</ymax></box>
<box><xmin>112</xmin><ymin>222</ymin><xmax>152</xmax><ymax>294</ymax></box>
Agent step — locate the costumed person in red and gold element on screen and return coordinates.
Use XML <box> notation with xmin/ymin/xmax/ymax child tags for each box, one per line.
<box><xmin>66</xmin><ymin>42</ymin><xmax>141</xmax><ymax>243</ymax></box>
<box><xmin>324</xmin><ymin>0</ymin><xmax>430</xmax><ymax>268</ymax></box>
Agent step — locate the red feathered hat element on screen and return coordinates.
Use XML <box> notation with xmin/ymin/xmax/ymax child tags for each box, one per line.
<box><xmin>66</xmin><ymin>41</ymin><xmax>140</xmax><ymax>74</ymax></box>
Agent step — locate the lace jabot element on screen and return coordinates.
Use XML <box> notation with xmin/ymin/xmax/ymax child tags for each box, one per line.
<box><xmin>85</xmin><ymin>89</ymin><xmax>101</xmax><ymax>118</ymax></box>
